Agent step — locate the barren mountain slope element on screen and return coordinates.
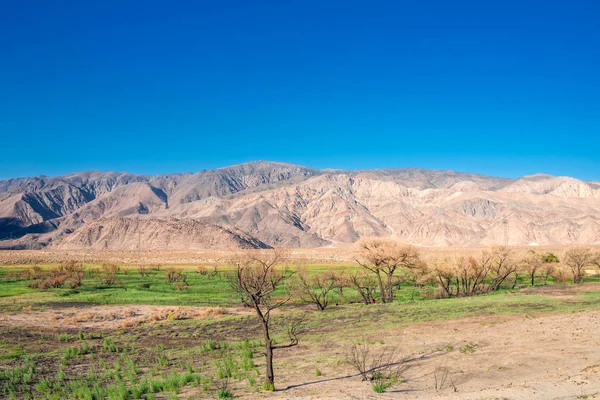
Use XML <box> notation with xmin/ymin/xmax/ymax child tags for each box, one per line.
<box><xmin>53</xmin><ymin>217</ymin><xmax>269</xmax><ymax>250</ymax></box>
<box><xmin>1</xmin><ymin>161</ymin><xmax>599</xmax><ymax>249</ymax></box>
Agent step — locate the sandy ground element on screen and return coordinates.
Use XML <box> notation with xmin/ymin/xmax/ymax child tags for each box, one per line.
<box><xmin>2</xmin><ymin>246</ymin><xmax>599</xmax><ymax>265</ymax></box>
<box><xmin>267</xmin><ymin>311</ymin><xmax>600</xmax><ymax>400</ymax></box>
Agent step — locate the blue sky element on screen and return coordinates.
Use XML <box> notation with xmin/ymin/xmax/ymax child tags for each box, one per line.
<box><xmin>1</xmin><ymin>0</ymin><xmax>599</xmax><ymax>180</ymax></box>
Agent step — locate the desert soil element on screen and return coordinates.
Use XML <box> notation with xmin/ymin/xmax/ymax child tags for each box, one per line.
<box><xmin>3</xmin><ymin>304</ymin><xmax>599</xmax><ymax>399</ymax></box>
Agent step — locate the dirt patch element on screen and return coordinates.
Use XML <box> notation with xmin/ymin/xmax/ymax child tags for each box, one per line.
<box><xmin>36</xmin><ymin>301</ymin><xmax>100</xmax><ymax>309</ymax></box>
<box><xmin>256</xmin><ymin>310</ymin><xmax>600</xmax><ymax>400</ymax></box>
<box><xmin>521</xmin><ymin>282</ymin><xmax>600</xmax><ymax>299</ymax></box>
<box><xmin>0</xmin><ymin>304</ymin><xmax>250</xmax><ymax>330</ymax></box>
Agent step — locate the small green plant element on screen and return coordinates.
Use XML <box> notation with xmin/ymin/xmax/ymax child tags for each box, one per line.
<box><xmin>217</xmin><ymin>388</ymin><xmax>234</xmax><ymax>398</ymax></box>
<box><xmin>315</xmin><ymin>368</ymin><xmax>322</xmax><ymax>377</ymax></box>
<box><xmin>371</xmin><ymin>379</ymin><xmax>391</xmax><ymax>393</ymax></box>
<box><xmin>459</xmin><ymin>343</ymin><xmax>478</xmax><ymax>354</ymax></box>
<box><xmin>57</xmin><ymin>333</ymin><xmax>70</xmax><ymax>342</ymax></box>
<box><xmin>103</xmin><ymin>338</ymin><xmax>119</xmax><ymax>353</ymax></box>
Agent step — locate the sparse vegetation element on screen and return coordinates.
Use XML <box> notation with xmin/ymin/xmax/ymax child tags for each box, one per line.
<box><xmin>2</xmin><ymin>246</ymin><xmax>600</xmax><ymax>398</ymax></box>
<box><xmin>229</xmin><ymin>248</ymin><xmax>305</xmax><ymax>390</ymax></box>
<box><xmin>100</xmin><ymin>263</ymin><xmax>121</xmax><ymax>286</ymax></box>
<box><xmin>356</xmin><ymin>238</ymin><xmax>423</xmax><ymax>303</ymax></box>
<box><xmin>292</xmin><ymin>267</ymin><xmax>339</xmax><ymax>310</ymax></box>
<box><xmin>564</xmin><ymin>248</ymin><xmax>596</xmax><ymax>284</ymax></box>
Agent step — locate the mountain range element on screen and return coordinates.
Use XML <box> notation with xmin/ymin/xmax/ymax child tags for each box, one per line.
<box><xmin>1</xmin><ymin>161</ymin><xmax>600</xmax><ymax>249</ymax></box>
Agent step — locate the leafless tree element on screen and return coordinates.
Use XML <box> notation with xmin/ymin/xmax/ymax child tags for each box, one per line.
<box><xmin>540</xmin><ymin>262</ymin><xmax>556</xmax><ymax>285</ymax></box>
<box><xmin>521</xmin><ymin>251</ymin><xmax>543</xmax><ymax>286</ymax></box>
<box><xmin>356</xmin><ymin>238</ymin><xmax>421</xmax><ymax>303</ymax></box>
<box><xmin>229</xmin><ymin>249</ymin><xmax>303</xmax><ymax>390</ymax></box>
<box><xmin>348</xmin><ymin>271</ymin><xmax>378</xmax><ymax>304</ymax></box>
<box><xmin>487</xmin><ymin>247</ymin><xmax>517</xmax><ymax>291</ymax></box>
<box><xmin>292</xmin><ymin>267</ymin><xmax>338</xmax><ymax>311</ymax></box>
<box><xmin>432</xmin><ymin>248</ymin><xmax>517</xmax><ymax>296</ymax></box>
<box><xmin>564</xmin><ymin>248</ymin><xmax>595</xmax><ymax>284</ymax></box>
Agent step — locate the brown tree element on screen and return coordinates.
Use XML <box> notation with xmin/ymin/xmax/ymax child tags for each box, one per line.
<box><xmin>563</xmin><ymin>248</ymin><xmax>595</xmax><ymax>284</ymax></box>
<box><xmin>292</xmin><ymin>267</ymin><xmax>338</xmax><ymax>311</ymax></box>
<box><xmin>521</xmin><ymin>251</ymin><xmax>543</xmax><ymax>286</ymax></box>
<box><xmin>486</xmin><ymin>247</ymin><xmax>516</xmax><ymax>291</ymax></box>
<box><xmin>356</xmin><ymin>238</ymin><xmax>421</xmax><ymax>303</ymax></box>
<box><xmin>229</xmin><ymin>249</ymin><xmax>302</xmax><ymax>390</ymax></box>
<box><xmin>348</xmin><ymin>272</ymin><xmax>378</xmax><ymax>304</ymax></box>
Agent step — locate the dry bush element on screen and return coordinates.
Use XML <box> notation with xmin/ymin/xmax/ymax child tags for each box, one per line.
<box><xmin>165</xmin><ymin>267</ymin><xmax>189</xmax><ymax>289</ymax></box>
<box><xmin>197</xmin><ymin>266</ymin><xmax>209</xmax><ymax>275</ymax></box>
<box><xmin>563</xmin><ymin>248</ymin><xmax>595</xmax><ymax>283</ymax></box>
<box><xmin>150</xmin><ymin>263</ymin><xmax>164</xmax><ymax>271</ymax></box>
<box><xmin>292</xmin><ymin>267</ymin><xmax>339</xmax><ymax>310</ymax></box>
<box><xmin>348</xmin><ymin>272</ymin><xmax>378</xmax><ymax>304</ymax></box>
<box><xmin>551</xmin><ymin>265</ymin><xmax>571</xmax><ymax>283</ymax></box>
<box><xmin>26</xmin><ymin>262</ymin><xmax>85</xmax><ymax>289</ymax></box>
<box><xmin>346</xmin><ymin>342</ymin><xmax>404</xmax><ymax>382</ymax></box>
<box><xmin>100</xmin><ymin>264</ymin><xmax>121</xmax><ymax>285</ymax></box>
<box><xmin>120</xmin><ymin>319</ymin><xmax>137</xmax><ymax>329</ymax></box>
<box><xmin>24</xmin><ymin>266</ymin><xmax>44</xmax><ymax>288</ymax></box>
<box><xmin>144</xmin><ymin>307</ymin><xmax>225</xmax><ymax>324</ymax></box>
<box><xmin>333</xmin><ymin>271</ymin><xmax>348</xmax><ymax>302</ymax></box>
<box><xmin>433</xmin><ymin>365</ymin><xmax>452</xmax><ymax>391</ymax></box>
<box><xmin>137</xmin><ymin>265</ymin><xmax>151</xmax><ymax>277</ymax></box>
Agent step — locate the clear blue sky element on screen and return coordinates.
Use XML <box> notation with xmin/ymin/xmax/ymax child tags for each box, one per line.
<box><xmin>1</xmin><ymin>0</ymin><xmax>599</xmax><ymax>180</ymax></box>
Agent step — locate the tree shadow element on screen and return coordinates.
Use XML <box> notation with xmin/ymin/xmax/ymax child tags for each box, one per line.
<box><xmin>281</xmin><ymin>348</ymin><xmax>447</xmax><ymax>392</ymax></box>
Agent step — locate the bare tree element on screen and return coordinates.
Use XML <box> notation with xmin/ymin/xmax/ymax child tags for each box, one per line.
<box><xmin>456</xmin><ymin>255</ymin><xmax>490</xmax><ymax>295</ymax></box>
<box><xmin>356</xmin><ymin>238</ymin><xmax>421</xmax><ymax>303</ymax></box>
<box><xmin>348</xmin><ymin>271</ymin><xmax>378</xmax><ymax>304</ymax></box>
<box><xmin>432</xmin><ymin>248</ymin><xmax>518</xmax><ymax>296</ymax></box>
<box><xmin>487</xmin><ymin>247</ymin><xmax>516</xmax><ymax>291</ymax></box>
<box><xmin>356</xmin><ymin>239</ymin><xmax>387</xmax><ymax>302</ymax></box>
<box><xmin>433</xmin><ymin>255</ymin><xmax>490</xmax><ymax>297</ymax></box>
<box><xmin>229</xmin><ymin>249</ymin><xmax>302</xmax><ymax>390</ymax></box>
<box><xmin>521</xmin><ymin>251</ymin><xmax>543</xmax><ymax>286</ymax></box>
<box><xmin>292</xmin><ymin>267</ymin><xmax>338</xmax><ymax>311</ymax></box>
<box><xmin>432</xmin><ymin>259</ymin><xmax>457</xmax><ymax>297</ymax></box>
<box><xmin>564</xmin><ymin>248</ymin><xmax>595</xmax><ymax>284</ymax></box>
<box><xmin>540</xmin><ymin>262</ymin><xmax>555</xmax><ymax>285</ymax></box>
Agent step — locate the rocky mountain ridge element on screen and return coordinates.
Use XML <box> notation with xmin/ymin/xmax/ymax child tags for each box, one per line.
<box><xmin>1</xmin><ymin>161</ymin><xmax>599</xmax><ymax>249</ymax></box>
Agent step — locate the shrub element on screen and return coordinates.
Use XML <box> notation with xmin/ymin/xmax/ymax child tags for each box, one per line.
<box><xmin>137</xmin><ymin>265</ymin><xmax>151</xmax><ymax>277</ymax></box>
<box><xmin>26</xmin><ymin>262</ymin><xmax>85</xmax><ymax>290</ymax></box>
<box><xmin>165</xmin><ymin>268</ymin><xmax>189</xmax><ymax>290</ymax></box>
<box><xmin>100</xmin><ymin>264</ymin><xmax>121</xmax><ymax>285</ymax></box>
<box><xmin>346</xmin><ymin>342</ymin><xmax>403</xmax><ymax>386</ymax></box>
<box><xmin>197</xmin><ymin>266</ymin><xmax>209</xmax><ymax>275</ymax></box>
<box><xmin>372</xmin><ymin>379</ymin><xmax>391</xmax><ymax>393</ymax></box>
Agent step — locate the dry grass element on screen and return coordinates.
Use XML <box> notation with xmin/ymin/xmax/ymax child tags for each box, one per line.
<box><xmin>2</xmin><ymin>245</ymin><xmax>600</xmax><ymax>266</ymax></box>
